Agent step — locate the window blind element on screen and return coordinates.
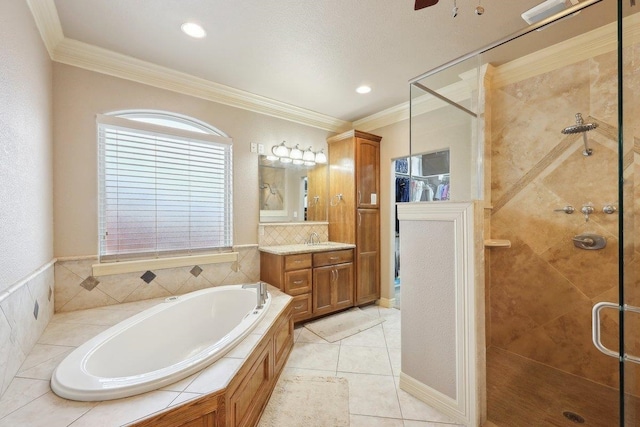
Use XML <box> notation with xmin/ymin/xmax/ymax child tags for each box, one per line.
<box><xmin>97</xmin><ymin>115</ymin><xmax>233</xmax><ymax>261</ymax></box>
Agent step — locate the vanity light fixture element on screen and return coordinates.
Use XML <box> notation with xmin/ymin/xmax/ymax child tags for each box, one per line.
<box><xmin>272</xmin><ymin>141</ymin><xmax>290</xmax><ymax>158</ymax></box>
<box><xmin>181</xmin><ymin>22</ymin><xmax>206</xmax><ymax>38</ymax></box>
<box><xmin>289</xmin><ymin>144</ymin><xmax>303</xmax><ymax>160</ymax></box>
<box><xmin>314</xmin><ymin>149</ymin><xmax>327</xmax><ymax>164</ymax></box>
<box><xmin>271</xmin><ymin>141</ymin><xmax>326</xmax><ymax>166</ymax></box>
<box><xmin>302</xmin><ymin>147</ymin><xmax>316</xmax><ymax>162</ymax></box>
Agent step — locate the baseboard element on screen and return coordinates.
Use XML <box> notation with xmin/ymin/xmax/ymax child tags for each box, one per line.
<box><xmin>377</xmin><ymin>297</ymin><xmax>396</xmax><ymax>308</ymax></box>
<box><xmin>399</xmin><ymin>372</ymin><xmax>469</xmax><ymax>425</ymax></box>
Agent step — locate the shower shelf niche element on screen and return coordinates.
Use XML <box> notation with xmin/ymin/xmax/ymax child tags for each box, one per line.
<box><xmin>484</xmin><ymin>239</ymin><xmax>511</xmax><ymax>248</ymax></box>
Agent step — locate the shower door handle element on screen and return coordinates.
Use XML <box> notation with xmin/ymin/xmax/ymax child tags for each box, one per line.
<box><xmin>592</xmin><ymin>302</ymin><xmax>640</xmax><ymax>364</ymax></box>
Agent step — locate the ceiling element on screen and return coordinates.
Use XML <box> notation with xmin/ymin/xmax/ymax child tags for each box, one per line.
<box><xmin>49</xmin><ymin>0</ymin><xmax>616</xmax><ymax>124</ymax></box>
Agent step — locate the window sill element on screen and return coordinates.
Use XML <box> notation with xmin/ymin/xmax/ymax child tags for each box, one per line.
<box><xmin>92</xmin><ymin>252</ymin><xmax>239</xmax><ymax>277</ymax></box>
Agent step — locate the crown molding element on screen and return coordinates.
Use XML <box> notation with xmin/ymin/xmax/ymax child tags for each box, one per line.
<box><xmin>52</xmin><ymin>38</ymin><xmax>351</xmax><ymax>133</ymax></box>
<box><xmin>355</xmin><ymin>79</ymin><xmax>474</xmax><ymax>131</ymax></box>
<box><xmin>27</xmin><ymin>0</ymin><xmax>640</xmax><ymax>134</ymax></box>
<box><xmin>26</xmin><ymin>0</ymin><xmax>64</xmax><ymax>58</ymax></box>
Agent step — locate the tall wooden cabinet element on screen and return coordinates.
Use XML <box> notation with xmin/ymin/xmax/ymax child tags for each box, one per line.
<box><xmin>327</xmin><ymin>130</ymin><xmax>381</xmax><ymax>306</ymax></box>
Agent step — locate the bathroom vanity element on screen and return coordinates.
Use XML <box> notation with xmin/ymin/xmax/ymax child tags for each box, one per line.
<box><xmin>259</xmin><ymin>243</ymin><xmax>355</xmax><ymax>322</ymax></box>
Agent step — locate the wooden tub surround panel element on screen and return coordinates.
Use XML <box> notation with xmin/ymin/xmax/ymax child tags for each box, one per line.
<box><xmin>131</xmin><ymin>302</ymin><xmax>294</xmax><ymax>427</ymax></box>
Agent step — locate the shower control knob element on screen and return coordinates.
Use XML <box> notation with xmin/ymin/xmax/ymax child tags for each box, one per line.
<box><xmin>554</xmin><ymin>206</ymin><xmax>575</xmax><ymax>214</ymax></box>
<box><xmin>602</xmin><ymin>205</ymin><xmax>617</xmax><ymax>214</ymax></box>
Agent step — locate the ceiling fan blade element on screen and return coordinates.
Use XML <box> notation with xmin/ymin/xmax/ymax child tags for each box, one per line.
<box><xmin>414</xmin><ymin>0</ymin><xmax>439</xmax><ymax>10</ymax></box>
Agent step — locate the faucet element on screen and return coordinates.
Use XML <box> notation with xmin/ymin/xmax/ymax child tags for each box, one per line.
<box><xmin>307</xmin><ymin>231</ymin><xmax>320</xmax><ymax>245</ymax></box>
<box><xmin>242</xmin><ymin>282</ymin><xmax>268</xmax><ymax>309</ymax></box>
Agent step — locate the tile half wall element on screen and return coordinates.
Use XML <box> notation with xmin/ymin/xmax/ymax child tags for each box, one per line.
<box><xmin>54</xmin><ymin>245</ymin><xmax>260</xmax><ymax>313</ymax></box>
<box><xmin>0</xmin><ymin>262</ymin><xmax>55</xmax><ymax>398</ymax></box>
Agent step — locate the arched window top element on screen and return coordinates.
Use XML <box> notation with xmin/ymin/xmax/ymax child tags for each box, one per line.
<box><xmin>108</xmin><ymin>110</ymin><xmax>229</xmax><ymax>137</ymax></box>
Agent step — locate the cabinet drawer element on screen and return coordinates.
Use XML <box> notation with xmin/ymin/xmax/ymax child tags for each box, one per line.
<box><xmin>284</xmin><ymin>269</ymin><xmax>312</xmax><ymax>295</ymax></box>
<box><xmin>313</xmin><ymin>249</ymin><xmax>354</xmax><ymax>267</ymax></box>
<box><xmin>290</xmin><ymin>293</ymin><xmax>312</xmax><ymax>321</ymax></box>
<box><xmin>284</xmin><ymin>253</ymin><xmax>312</xmax><ymax>271</ymax></box>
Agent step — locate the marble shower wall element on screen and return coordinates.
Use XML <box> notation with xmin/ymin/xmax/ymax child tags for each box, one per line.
<box><xmin>489</xmin><ymin>45</ymin><xmax>640</xmax><ymax>392</ymax></box>
<box><xmin>0</xmin><ymin>263</ymin><xmax>54</xmax><ymax>398</ymax></box>
<box><xmin>54</xmin><ymin>245</ymin><xmax>260</xmax><ymax>313</ymax></box>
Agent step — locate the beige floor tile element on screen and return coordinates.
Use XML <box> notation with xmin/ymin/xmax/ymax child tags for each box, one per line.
<box><xmin>0</xmin><ymin>391</ymin><xmax>95</xmax><ymax>427</ymax></box>
<box><xmin>37</xmin><ymin>322</ymin><xmax>109</xmax><ymax>347</ymax></box>
<box><xmin>169</xmin><ymin>392</ymin><xmax>200</xmax><ymax>407</ymax></box>
<box><xmin>388</xmin><ymin>347</ymin><xmax>402</xmax><ymax>377</ymax></box>
<box><xmin>70</xmin><ymin>390</ymin><xmax>178</xmax><ymax>426</ymax></box>
<box><xmin>350</xmin><ymin>414</ymin><xmax>405</xmax><ymax>426</ymax></box>
<box><xmin>339</xmin><ymin>372</ymin><xmax>402</xmax><ymax>419</ymax></box>
<box><xmin>286</xmin><ymin>342</ymin><xmax>340</xmax><ymax>371</ymax></box>
<box><xmin>383</xmin><ymin>326</ymin><xmax>401</xmax><ymax>349</ymax></box>
<box><xmin>159</xmin><ymin>373</ymin><xmax>199</xmax><ymax>392</ymax></box>
<box><xmin>359</xmin><ymin>304</ymin><xmax>381</xmax><ymax>317</ymax></box>
<box><xmin>0</xmin><ymin>378</ymin><xmax>51</xmax><ymax>419</ymax></box>
<box><xmin>16</xmin><ymin>349</ymin><xmax>72</xmax><ymax>381</ymax></box>
<box><xmin>184</xmin><ymin>358</ymin><xmax>243</xmax><ymax>394</ymax></box>
<box><xmin>224</xmin><ymin>333</ymin><xmax>261</xmax><ymax>359</ymax></box>
<box><xmin>340</xmin><ymin>324</ymin><xmax>386</xmax><ymax>347</ymax></box>
<box><xmin>17</xmin><ymin>344</ymin><xmax>72</xmax><ymax>373</ymax></box>
<box><xmin>338</xmin><ymin>345</ymin><xmax>392</xmax><ymax>375</ymax></box>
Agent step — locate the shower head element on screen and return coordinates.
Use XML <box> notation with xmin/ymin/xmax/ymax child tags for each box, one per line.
<box><xmin>561</xmin><ymin>113</ymin><xmax>598</xmax><ymax>134</ymax></box>
<box><xmin>561</xmin><ymin>113</ymin><xmax>597</xmax><ymax>156</ymax></box>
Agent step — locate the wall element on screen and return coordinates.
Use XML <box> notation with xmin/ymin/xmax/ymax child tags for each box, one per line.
<box><xmin>373</xmin><ymin>99</ymin><xmax>475</xmax><ymax>304</ymax></box>
<box><xmin>0</xmin><ymin>0</ymin><xmax>55</xmax><ymax>397</ymax></box>
<box><xmin>488</xmin><ymin>45</ymin><xmax>638</xmax><ymax>390</ymax></box>
<box><xmin>52</xmin><ymin>63</ymin><xmax>332</xmax><ymax>256</ymax></box>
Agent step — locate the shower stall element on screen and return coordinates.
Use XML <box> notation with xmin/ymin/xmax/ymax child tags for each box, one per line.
<box><xmin>407</xmin><ymin>0</ymin><xmax>640</xmax><ymax>425</ymax></box>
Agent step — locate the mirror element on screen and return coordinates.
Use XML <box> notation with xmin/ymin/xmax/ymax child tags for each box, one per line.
<box><xmin>259</xmin><ymin>155</ymin><xmax>328</xmax><ymax>222</ymax></box>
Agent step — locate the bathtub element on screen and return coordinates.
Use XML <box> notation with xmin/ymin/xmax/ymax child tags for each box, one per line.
<box><xmin>51</xmin><ymin>284</ymin><xmax>270</xmax><ymax>401</ymax></box>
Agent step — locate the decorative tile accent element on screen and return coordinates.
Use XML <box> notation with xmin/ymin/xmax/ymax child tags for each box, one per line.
<box><xmin>79</xmin><ymin>276</ymin><xmax>100</xmax><ymax>291</ymax></box>
<box><xmin>190</xmin><ymin>265</ymin><xmax>203</xmax><ymax>277</ymax></box>
<box><xmin>140</xmin><ymin>270</ymin><xmax>156</xmax><ymax>284</ymax></box>
<box><xmin>54</xmin><ymin>247</ymin><xmax>261</xmax><ymax>312</ymax></box>
<box><xmin>33</xmin><ymin>301</ymin><xmax>39</xmax><ymax>320</ymax></box>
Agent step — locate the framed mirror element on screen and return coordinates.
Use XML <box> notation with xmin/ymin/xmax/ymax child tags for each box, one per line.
<box><xmin>259</xmin><ymin>155</ymin><xmax>327</xmax><ymax>222</ymax></box>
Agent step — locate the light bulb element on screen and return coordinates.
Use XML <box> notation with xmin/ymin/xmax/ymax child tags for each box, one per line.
<box><xmin>290</xmin><ymin>144</ymin><xmax>303</xmax><ymax>160</ymax></box>
<box><xmin>315</xmin><ymin>149</ymin><xmax>327</xmax><ymax>164</ymax></box>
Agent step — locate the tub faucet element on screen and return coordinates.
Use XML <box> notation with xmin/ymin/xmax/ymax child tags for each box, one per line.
<box><xmin>307</xmin><ymin>231</ymin><xmax>320</xmax><ymax>245</ymax></box>
<box><xmin>243</xmin><ymin>282</ymin><xmax>268</xmax><ymax>309</ymax></box>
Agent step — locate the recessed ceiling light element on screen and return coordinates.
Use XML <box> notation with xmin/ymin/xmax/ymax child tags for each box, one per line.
<box><xmin>356</xmin><ymin>85</ymin><xmax>372</xmax><ymax>94</ymax></box>
<box><xmin>181</xmin><ymin>22</ymin><xmax>206</xmax><ymax>39</ymax></box>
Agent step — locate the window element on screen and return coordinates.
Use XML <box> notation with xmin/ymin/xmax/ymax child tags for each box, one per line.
<box><xmin>97</xmin><ymin>111</ymin><xmax>233</xmax><ymax>261</ymax></box>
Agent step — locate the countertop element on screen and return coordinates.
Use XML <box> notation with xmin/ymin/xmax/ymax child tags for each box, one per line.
<box><xmin>258</xmin><ymin>242</ymin><xmax>355</xmax><ymax>255</ymax></box>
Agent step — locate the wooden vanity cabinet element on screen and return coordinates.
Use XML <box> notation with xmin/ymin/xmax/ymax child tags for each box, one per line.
<box><xmin>260</xmin><ymin>248</ymin><xmax>354</xmax><ymax>321</ymax></box>
<box><xmin>327</xmin><ymin>130</ymin><xmax>381</xmax><ymax>306</ymax></box>
<box><xmin>260</xmin><ymin>251</ymin><xmax>313</xmax><ymax>321</ymax></box>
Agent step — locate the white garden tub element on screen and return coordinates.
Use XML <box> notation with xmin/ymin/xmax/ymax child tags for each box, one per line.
<box><xmin>51</xmin><ymin>284</ymin><xmax>270</xmax><ymax>401</ymax></box>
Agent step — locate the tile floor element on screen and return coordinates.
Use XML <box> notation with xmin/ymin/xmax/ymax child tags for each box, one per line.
<box><xmin>283</xmin><ymin>304</ymin><xmax>462</xmax><ymax>427</ymax></box>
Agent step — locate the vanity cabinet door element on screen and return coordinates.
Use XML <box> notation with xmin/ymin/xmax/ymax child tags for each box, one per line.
<box><xmin>312</xmin><ymin>262</ymin><xmax>354</xmax><ymax>316</ymax></box>
<box><xmin>312</xmin><ymin>266</ymin><xmax>334</xmax><ymax>315</ymax></box>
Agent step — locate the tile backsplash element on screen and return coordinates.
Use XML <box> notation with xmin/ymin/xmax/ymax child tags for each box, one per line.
<box><xmin>258</xmin><ymin>222</ymin><xmax>329</xmax><ymax>246</ymax></box>
<box><xmin>54</xmin><ymin>245</ymin><xmax>260</xmax><ymax>313</ymax></box>
<box><xmin>0</xmin><ymin>262</ymin><xmax>54</xmax><ymax>398</ymax></box>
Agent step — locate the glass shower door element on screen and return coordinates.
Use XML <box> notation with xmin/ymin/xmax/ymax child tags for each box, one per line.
<box><xmin>621</xmin><ymin>0</ymin><xmax>640</xmax><ymax>425</ymax></box>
